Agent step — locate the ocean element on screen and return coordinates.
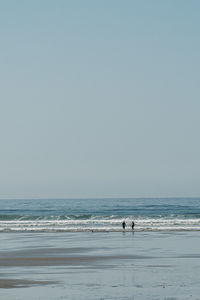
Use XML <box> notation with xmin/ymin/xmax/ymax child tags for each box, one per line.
<box><xmin>1</xmin><ymin>197</ymin><xmax>200</xmax><ymax>232</ymax></box>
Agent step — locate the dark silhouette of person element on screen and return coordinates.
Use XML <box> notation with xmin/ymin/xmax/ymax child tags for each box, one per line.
<box><xmin>131</xmin><ymin>221</ymin><xmax>135</xmax><ymax>230</ymax></box>
<box><xmin>122</xmin><ymin>220</ymin><xmax>126</xmax><ymax>230</ymax></box>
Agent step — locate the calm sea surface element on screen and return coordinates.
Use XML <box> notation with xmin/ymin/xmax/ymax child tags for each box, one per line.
<box><xmin>0</xmin><ymin>198</ymin><xmax>200</xmax><ymax>232</ymax></box>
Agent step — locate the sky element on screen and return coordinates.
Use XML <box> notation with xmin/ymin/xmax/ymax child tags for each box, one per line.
<box><xmin>0</xmin><ymin>0</ymin><xmax>200</xmax><ymax>199</ymax></box>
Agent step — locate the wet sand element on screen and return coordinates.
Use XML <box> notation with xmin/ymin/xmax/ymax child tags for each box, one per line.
<box><xmin>0</xmin><ymin>279</ymin><xmax>57</xmax><ymax>289</ymax></box>
<box><xmin>1</xmin><ymin>231</ymin><xmax>200</xmax><ymax>299</ymax></box>
<box><xmin>0</xmin><ymin>247</ymin><xmax>151</xmax><ymax>289</ymax></box>
<box><xmin>0</xmin><ymin>247</ymin><xmax>152</xmax><ymax>268</ymax></box>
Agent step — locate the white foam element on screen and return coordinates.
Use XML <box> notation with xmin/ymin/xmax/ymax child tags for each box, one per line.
<box><xmin>0</xmin><ymin>217</ymin><xmax>200</xmax><ymax>232</ymax></box>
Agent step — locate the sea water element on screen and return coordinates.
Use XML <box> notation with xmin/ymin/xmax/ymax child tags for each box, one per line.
<box><xmin>0</xmin><ymin>197</ymin><xmax>200</xmax><ymax>232</ymax></box>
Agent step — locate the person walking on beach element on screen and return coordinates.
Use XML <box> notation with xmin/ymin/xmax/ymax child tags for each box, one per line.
<box><xmin>131</xmin><ymin>221</ymin><xmax>135</xmax><ymax>230</ymax></box>
<box><xmin>122</xmin><ymin>220</ymin><xmax>126</xmax><ymax>230</ymax></box>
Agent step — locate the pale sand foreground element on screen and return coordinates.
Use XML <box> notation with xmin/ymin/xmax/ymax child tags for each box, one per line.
<box><xmin>1</xmin><ymin>231</ymin><xmax>200</xmax><ymax>299</ymax></box>
<box><xmin>0</xmin><ymin>247</ymin><xmax>150</xmax><ymax>289</ymax></box>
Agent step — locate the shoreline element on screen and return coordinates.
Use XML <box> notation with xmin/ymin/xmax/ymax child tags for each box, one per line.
<box><xmin>1</xmin><ymin>228</ymin><xmax>200</xmax><ymax>233</ymax></box>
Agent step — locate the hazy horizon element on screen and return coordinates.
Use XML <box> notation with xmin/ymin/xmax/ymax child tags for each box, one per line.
<box><xmin>0</xmin><ymin>195</ymin><xmax>200</xmax><ymax>201</ymax></box>
<box><xmin>1</xmin><ymin>1</ymin><xmax>200</xmax><ymax>199</ymax></box>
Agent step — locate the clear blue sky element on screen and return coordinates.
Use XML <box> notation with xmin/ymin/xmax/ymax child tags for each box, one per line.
<box><xmin>0</xmin><ymin>0</ymin><xmax>200</xmax><ymax>199</ymax></box>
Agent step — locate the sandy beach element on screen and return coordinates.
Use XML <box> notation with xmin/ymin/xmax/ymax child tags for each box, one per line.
<box><xmin>0</xmin><ymin>231</ymin><xmax>200</xmax><ymax>299</ymax></box>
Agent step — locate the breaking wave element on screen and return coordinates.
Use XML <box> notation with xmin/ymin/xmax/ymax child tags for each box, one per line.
<box><xmin>1</xmin><ymin>215</ymin><xmax>200</xmax><ymax>232</ymax></box>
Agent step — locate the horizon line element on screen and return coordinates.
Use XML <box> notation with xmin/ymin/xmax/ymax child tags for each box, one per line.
<box><xmin>0</xmin><ymin>196</ymin><xmax>200</xmax><ymax>200</ymax></box>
